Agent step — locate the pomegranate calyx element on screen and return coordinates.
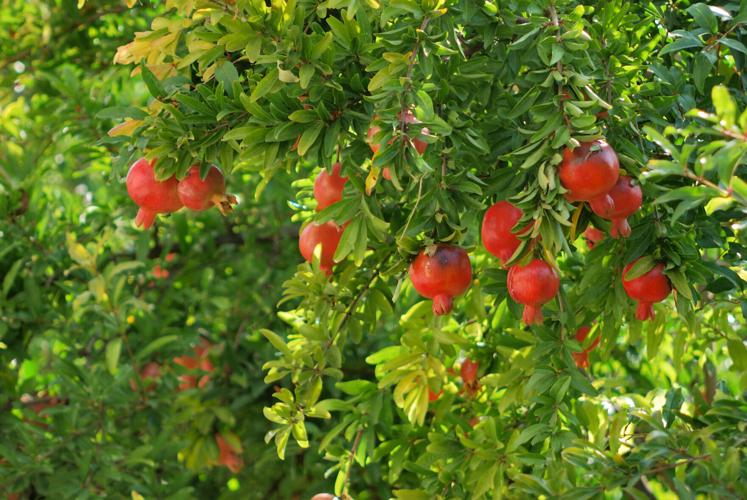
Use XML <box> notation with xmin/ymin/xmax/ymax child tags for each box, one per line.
<box><xmin>635</xmin><ymin>302</ymin><xmax>655</xmax><ymax>321</ymax></box>
<box><xmin>432</xmin><ymin>294</ymin><xmax>454</xmax><ymax>316</ymax></box>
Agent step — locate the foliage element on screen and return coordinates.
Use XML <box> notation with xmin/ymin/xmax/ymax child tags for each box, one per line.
<box><xmin>2</xmin><ymin>0</ymin><xmax>747</xmax><ymax>498</ymax></box>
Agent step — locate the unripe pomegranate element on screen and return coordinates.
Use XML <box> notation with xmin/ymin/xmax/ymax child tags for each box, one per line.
<box><xmin>590</xmin><ymin>176</ymin><xmax>642</xmax><ymax>238</ymax></box>
<box><xmin>299</xmin><ymin>221</ymin><xmax>344</xmax><ymax>275</ymax></box>
<box><xmin>313</xmin><ymin>162</ymin><xmax>348</xmax><ymax>211</ymax></box>
<box><xmin>583</xmin><ymin>226</ymin><xmax>605</xmax><ymax>249</ymax></box>
<box><xmin>559</xmin><ymin>140</ymin><xmax>619</xmax><ymax>213</ymax></box>
<box><xmin>572</xmin><ymin>325</ymin><xmax>600</xmax><ymax>369</ymax></box>
<box><xmin>126</xmin><ymin>158</ymin><xmax>182</xmax><ymax>229</ymax></box>
<box><xmin>460</xmin><ymin>358</ymin><xmax>479</xmax><ymax>385</ymax></box>
<box><xmin>177</xmin><ymin>165</ymin><xmax>237</xmax><ymax>214</ymax></box>
<box><xmin>481</xmin><ymin>201</ymin><xmax>529</xmax><ymax>265</ymax></box>
<box><xmin>409</xmin><ymin>244</ymin><xmax>472</xmax><ymax>315</ymax></box>
<box><xmin>507</xmin><ymin>259</ymin><xmax>560</xmax><ymax>325</ymax></box>
<box><xmin>622</xmin><ymin>260</ymin><xmax>671</xmax><ymax>321</ymax></box>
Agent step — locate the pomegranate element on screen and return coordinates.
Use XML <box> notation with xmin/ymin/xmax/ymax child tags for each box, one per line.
<box><xmin>559</xmin><ymin>140</ymin><xmax>619</xmax><ymax>213</ymax></box>
<box><xmin>460</xmin><ymin>358</ymin><xmax>479</xmax><ymax>385</ymax></box>
<box><xmin>298</xmin><ymin>221</ymin><xmax>344</xmax><ymax>275</ymax></box>
<box><xmin>622</xmin><ymin>259</ymin><xmax>671</xmax><ymax>321</ymax></box>
<box><xmin>215</xmin><ymin>434</ymin><xmax>244</xmax><ymax>473</ymax></box>
<box><xmin>129</xmin><ymin>361</ymin><xmax>161</xmax><ymax>392</ymax></box>
<box><xmin>409</xmin><ymin>244</ymin><xmax>472</xmax><ymax>315</ymax></box>
<box><xmin>571</xmin><ymin>325</ymin><xmax>600</xmax><ymax>369</ymax></box>
<box><xmin>126</xmin><ymin>158</ymin><xmax>182</xmax><ymax>229</ymax></box>
<box><xmin>177</xmin><ymin>165</ymin><xmax>237</xmax><ymax>214</ymax></box>
<box><xmin>481</xmin><ymin>201</ymin><xmax>529</xmax><ymax>265</ymax></box>
<box><xmin>590</xmin><ymin>176</ymin><xmax>642</xmax><ymax>238</ymax></box>
<box><xmin>368</xmin><ymin>111</ymin><xmax>429</xmax><ymax>181</ymax></box>
<box><xmin>428</xmin><ymin>389</ymin><xmax>442</xmax><ymax>402</ymax></box>
<box><xmin>311</xmin><ymin>495</ymin><xmax>337</xmax><ymax>500</ymax></box>
<box><xmin>507</xmin><ymin>259</ymin><xmax>560</xmax><ymax>325</ymax></box>
<box><xmin>583</xmin><ymin>226</ymin><xmax>605</xmax><ymax>249</ymax></box>
<box><xmin>313</xmin><ymin>162</ymin><xmax>348</xmax><ymax>211</ymax></box>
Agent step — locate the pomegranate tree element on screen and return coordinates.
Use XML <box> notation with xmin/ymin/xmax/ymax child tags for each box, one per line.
<box><xmin>177</xmin><ymin>165</ymin><xmax>237</xmax><ymax>214</ymax></box>
<box><xmin>409</xmin><ymin>245</ymin><xmax>472</xmax><ymax>315</ymax></box>
<box><xmin>559</xmin><ymin>140</ymin><xmax>619</xmax><ymax>213</ymax></box>
<box><xmin>622</xmin><ymin>259</ymin><xmax>672</xmax><ymax>321</ymax></box>
<box><xmin>507</xmin><ymin>259</ymin><xmax>560</xmax><ymax>325</ymax></box>
<box><xmin>481</xmin><ymin>201</ymin><xmax>528</xmax><ymax>265</ymax></box>
<box><xmin>125</xmin><ymin>158</ymin><xmax>182</xmax><ymax>228</ymax></box>
<box><xmin>313</xmin><ymin>162</ymin><xmax>348</xmax><ymax>211</ymax></box>
<box><xmin>298</xmin><ymin>221</ymin><xmax>344</xmax><ymax>275</ymax></box>
<box><xmin>590</xmin><ymin>175</ymin><xmax>642</xmax><ymax>238</ymax></box>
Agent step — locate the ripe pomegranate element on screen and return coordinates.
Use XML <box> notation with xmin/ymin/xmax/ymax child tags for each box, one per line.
<box><xmin>622</xmin><ymin>259</ymin><xmax>671</xmax><ymax>321</ymax></box>
<box><xmin>298</xmin><ymin>221</ymin><xmax>344</xmax><ymax>275</ymax></box>
<box><xmin>409</xmin><ymin>244</ymin><xmax>472</xmax><ymax>315</ymax></box>
<box><xmin>590</xmin><ymin>176</ymin><xmax>642</xmax><ymax>238</ymax></box>
<box><xmin>129</xmin><ymin>361</ymin><xmax>161</xmax><ymax>392</ymax></box>
<box><xmin>481</xmin><ymin>201</ymin><xmax>529</xmax><ymax>265</ymax></box>
<box><xmin>571</xmin><ymin>325</ymin><xmax>600</xmax><ymax>369</ymax></box>
<box><xmin>177</xmin><ymin>165</ymin><xmax>237</xmax><ymax>214</ymax></box>
<box><xmin>215</xmin><ymin>434</ymin><xmax>244</xmax><ymax>473</ymax></box>
<box><xmin>507</xmin><ymin>259</ymin><xmax>560</xmax><ymax>325</ymax></box>
<box><xmin>460</xmin><ymin>358</ymin><xmax>479</xmax><ymax>385</ymax></box>
<box><xmin>583</xmin><ymin>226</ymin><xmax>605</xmax><ymax>249</ymax></box>
<box><xmin>126</xmin><ymin>158</ymin><xmax>182</xmax><ymax>229</ymax></box>
<box><xmin>313</xmin><ymin>162</ymin><xmax>348</xmax><ymax>211</ymax></box>
<box><xmin>559</xmin><ymin>140</ymin><xmax>619</xmax><ymax>213</ymax></box>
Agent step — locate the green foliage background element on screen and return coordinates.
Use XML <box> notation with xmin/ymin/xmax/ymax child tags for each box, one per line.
<box><xmin>1</xmin><ymin>0</ymin><xmax>746</xmax><ymax>499</ymax></box>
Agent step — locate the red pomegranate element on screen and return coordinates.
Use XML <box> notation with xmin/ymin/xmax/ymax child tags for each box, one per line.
<box><xmin>481</xmin><ymin>201</ymin><xmax>529</xmax><ymax>265</ymax></box>
<box><xmin>126</xmin><ymin>158</ymin><xmax>182</xmax><ymax>229</ymax></box>
<box><xmin>177</xmin><ymin>165</ymin><xmax>237</xmax><ymax>214</ymax></box>
<box><xmin>428</xmin><ymin>388</ymin><xmax>442</xmax><ymax>402</ymax></box>
<box><xmin>460</xmin><ymin>358</ymin><xmax>479</xmax><ymax>385</ymax></box>
<box><xmin>314</xmin><ymin>162</ymin><xmax>348</xmax><ymax>211</ymax></box>
<box><xmin>215</xmin><ymin>434</ymin><xmax>244</xmax><ymax>473</ymax></box>
<box><xmin>583</xmin><ymin>226</ymin><xmax>605</xmax><ymax>249</ymax></box>
<box><xmin>129</xmin><ymin>361</ymin><xmax>161</xmax><ymax>392</ymax></box>
<box><xmin>622</xmin><ymin>259</ymin><xmax>672</xmax><ymax>321</ymax></box>
<box><xmin>572</xmin><ymin>325</ymin><xmax>600</xmax><ymax>369</ymax></box>
<box><xmin>409</xmin><ymin>244</ymin><xmax>472</xmax><ymax>315</ymax></box>
<box><xmin>299</xmin><ymin>221</ymin><xmax>344</xmax><ymax>275</ymax></box>
<box><xmin>368</xmin><ymin>111</ymin><xmax>429</xmax><ymax>181</ymax></box>
<box><xmin>507</xmin><ymin>259</ymin><xmax>560</xmax><ymax>325</ymax></box>
<box><xmin>559</xmin><ymin>140</ymin><xmax>619</xmax><ymax>213</ymax></box>
<box><xmin>590</xmin><ymin>176</ymin><xmax>642</xmax><ymax>238</ymax></box>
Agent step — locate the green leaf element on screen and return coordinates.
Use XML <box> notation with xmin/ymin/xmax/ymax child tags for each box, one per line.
<box><xmin>261</xmin><ymin>329</ymin><xmax>292</xmax><ymax>357</ymax></box>
<box><xmin>624</xmin><ymin>256</ymin><xmax>655</xmax><ymax>280</ymax></box>
<box><xmin>137</xmin><ymin>335</ymin><xmax>179</xmax><ymax>360</ymax></box>
<box><xmin>140</xmin><ymin>63</ymin><xmax>166</xmax><ymax>99</ymax></box>
<box><xmin>660</xmin><ymin>37</ymin><xmax>703</xmax><ymax>56</ymax></box>
<box><xmin>250</xmin><ymin>68</ymin><xmax>279</xmax><ymax>102</ymax></box>
<box><xmin>215</xmin><ymin>61</ymin><xmax>239</xmax><ymax>96</ymax></box>
<box><xmin>687</xmin><ymin>3</ymin><xmax>718</xmax><ymax>32</ymax></box>
<box><xmin>719</xmin><ymin>38</ymin><xmax>747</xmax><ymax>55</ymax></box>
<box><xmin>297</xmin><ymin>122</ymin><xmax>324</xmax><ymax>156</ymax></box>
<box><xmin>712</xmin><ymin>85</ymin><xmax>736</xmax><ymax>127</ymax></box>
<box><xmin>299</xmin><ymin>64</ymin><xmax>315</xmax><ymax>89</ymax></box>
<box><xmin>727</xmin><ymin>339</ymin><xmax>747</xmax><ymax>371</ymax></box>
<box><xmin>666</xmin><ymin>269</ymin><xmax>693</xmax><ymax>301</ymax></box>
<box><xmin>106</xmin><ymin>338</ymin><xmax>122</xmax><ymax>375</ymax></box>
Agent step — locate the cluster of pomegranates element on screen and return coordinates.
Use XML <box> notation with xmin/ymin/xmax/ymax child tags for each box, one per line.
<box><xmin>125</xmin><ymin>158</ymin><xmax>237</xmax><ymax>228</ymax></box>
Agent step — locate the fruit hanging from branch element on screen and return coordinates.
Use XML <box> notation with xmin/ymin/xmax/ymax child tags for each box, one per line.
<box><xmin>298</xmin><ymin>221</ymin><xmax>344</xmax><ymax>275</ymax></box>
<box><xmin>313</xmin><ymin>162</ymin><xmax>348</xmax><ymax>211</ymax></box>
<box><xmin>481</xmin><ymin>201</ymin><xmax>530</xmax><ymax>266</ymax></box>
<box><xmin>572</xmin><ymin>325</ymin><xmax>600</xmax><ymax>369</ymax></box>
<box><xmin>409</xmin><ymin>244</ymin><xmax>472</xmax><ymax>316</ymax></box>
<box><xmin>125</xmin><ymin>158</ymin><xmax>182</xmax><ymax>229</ymax></box>
<box><xmin>590</xmin><ymin>175</ymin><xmax>642</xmax><ymax>238</ymax></box>
<box><xmin>582</xmin><ymin>226</ymin><xmax>605</xmax><ymax>249</ymax></box>
<box><xmin>622</xmin><ymin>259</ymin><xmax>672</xmax><ymax>321</ymax></box>
<box><xmin>177</xmin><ymin>165</ymin><xmax>237</xmax><ymax>215</ymax></box>
<box><xmin>559</xmin><ymin>140</ymin><xmax>619</xmax><ymax>214</ymax></box>
<box><xmin>507</xmin><ymin>259</ymin><xmax>560</xmax><ymax>326</ymax></box>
